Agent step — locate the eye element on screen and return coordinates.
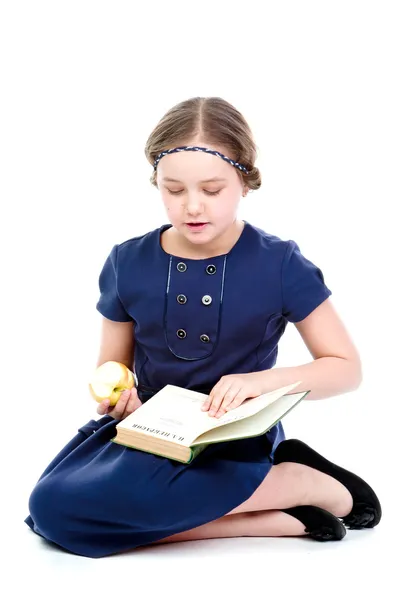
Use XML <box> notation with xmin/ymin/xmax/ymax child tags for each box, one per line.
<box><xmin>203</xmin><ymin>189</ymin><xmax>222</xmax><ymax>196</ymax></box>
<box><xmin>166</xmin><ymin>188</ymin><xmax>222</xmax><ymax>196</ymax></box>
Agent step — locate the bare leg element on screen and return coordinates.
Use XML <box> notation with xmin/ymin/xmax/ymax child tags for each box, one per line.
<box><xmin>152</xmin><ymin>510</ymin><xmax>306</xmax><ymax>545</ymax></box>
<box><xmin>149</xmin><ymin>462</ymin><xmax>353</xmax><ymax>546</ymax></box>
<box><xmin>227</xmin><ymin>463</ymin><xmax>353</xmax><ymax>517</ymax></box>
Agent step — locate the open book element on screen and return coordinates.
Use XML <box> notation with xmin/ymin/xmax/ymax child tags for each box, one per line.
<box><xmin>112</xmin><ymin>381</ymin><xmax>309</xmax><ymax>463</ymax></box>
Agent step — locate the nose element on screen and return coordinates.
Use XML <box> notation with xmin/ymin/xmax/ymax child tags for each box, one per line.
<box><xmin>185</xmin><ymin>193</ymin><xmax>204</xmax><ymax>216</ymax></box>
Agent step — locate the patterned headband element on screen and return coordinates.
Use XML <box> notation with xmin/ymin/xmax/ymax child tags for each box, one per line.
<box><xmin>153</xmin><ymin>145</ymin><xmax>249</xmax><ymax>175</ymax></box>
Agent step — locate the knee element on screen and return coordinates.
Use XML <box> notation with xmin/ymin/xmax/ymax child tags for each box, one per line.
<box><xmin>28</xmin><ymin>476</ymin><xmax>81</xmax><ymax>553</ymax></box>
<box><xmin>27</xmin><ymin>476</ymin><xmax>121</xmax><ymax>558</ymax></box>
<box><xmin>28</xmin><ymin>478</ymin><xmax>62</xmax><ymax>539</ymax></box>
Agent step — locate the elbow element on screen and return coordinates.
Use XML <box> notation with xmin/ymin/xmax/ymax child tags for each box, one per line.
<box><xmin>347</xmin><ymin>355</ymin><xmax>363</xmax><ymax>391</ymax></box>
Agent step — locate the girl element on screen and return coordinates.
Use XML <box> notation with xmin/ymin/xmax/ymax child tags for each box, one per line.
<box><xmin>25</xmin><ymin>97</ymin><xmax>381</xmax><ymax>558</ymax></box>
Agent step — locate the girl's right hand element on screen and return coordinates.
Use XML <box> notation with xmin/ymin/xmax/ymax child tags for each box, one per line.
<box><xmin>96</xmin><ymin>387</ymin><xmax>142</xmax><ymax>421</ymax></box>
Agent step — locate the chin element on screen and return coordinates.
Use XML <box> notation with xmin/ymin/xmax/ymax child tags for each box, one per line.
<box><xmin>183</xmin><ymin>227</ymin><xmax>214</xmax><ymax>242</ymax></box>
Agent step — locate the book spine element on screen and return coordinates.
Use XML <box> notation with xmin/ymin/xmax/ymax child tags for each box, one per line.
<box><xmin>188</xmin><ymin>443</ymin><xmax>209</xmax><ymax>463</ymax></box>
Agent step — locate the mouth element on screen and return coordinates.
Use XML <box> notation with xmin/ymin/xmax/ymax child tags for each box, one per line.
<box><xmin>185</xmin><ymin>222</ymin><xmax>209</xmax><ymax>231</ymax></box>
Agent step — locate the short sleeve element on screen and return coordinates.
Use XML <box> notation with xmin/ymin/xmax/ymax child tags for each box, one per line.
<box><xmin>96</xmin><ymin>244</ymin><xmax>133</xmax><ymax>322</ymax></box>
<box><xmin>281</xmin><ymin>240</ymin><xmax>332</xmax><ymax>323</ymax></box>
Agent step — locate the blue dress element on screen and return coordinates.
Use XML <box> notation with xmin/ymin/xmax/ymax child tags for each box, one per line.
<box><xmin>25</xmin><ymin>222</ymin><xmax>332</xmax><ymax>557</ymax></box>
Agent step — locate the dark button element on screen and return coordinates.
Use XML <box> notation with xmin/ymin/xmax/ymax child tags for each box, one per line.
<box><xmin>177</xmin><ymin>329</ymin><xmax>187</xmax><ymax>339</ymax></box>
<box><xmin>177</xmin><ymin>294</ymin><xmax>187</xmax><ymax>304</ymax></box>
<box><xmin>200</xmin><ymin>334</ymin><xmax>210</xmax><ymax>343</ymax></box>
<box><xmin>202</xmin><ymin>295</ymin><xmax>212</xmax><ymax>305</ymax></box>
<box><xmin>206</xmin><ymin>264</ymin><xmax>216</xmax><ymax>275</ymax></box>
<box><xmin>177</xmin><ymin>262</ymin><xmax>187</xmax><ymax>272</ymax></box>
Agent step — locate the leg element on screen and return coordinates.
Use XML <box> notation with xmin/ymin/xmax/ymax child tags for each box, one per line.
<box><xmin>152</xmin><ymin>510</ymin><xmax>306</xmax><ymax>545</ymax></box>
<box><xmin>273</xmin><ymin>439</ymin><xmax>382</xmax><ymax>529</ymax></box>
<box><xmin>149</xmin><ymin>462</ymin><xmax>351</xmax><ymax>546</ymax></box>
<box><xmin>226</xmin><ymin>462</ymin><xmax>353</xmax><ymax>518</ymax></box>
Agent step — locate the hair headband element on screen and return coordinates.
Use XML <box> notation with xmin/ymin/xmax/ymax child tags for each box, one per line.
<box><xmin>153</xmin><ymin>145</ymin><xmax>249</xmax><ymax>175</ymax></box>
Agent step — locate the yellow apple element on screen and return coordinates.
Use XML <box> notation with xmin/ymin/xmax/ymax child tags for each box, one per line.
<box><xmin>89</xmin><ymin>361</ymin><xmax>135</xmax><ymax>406</ymax></box>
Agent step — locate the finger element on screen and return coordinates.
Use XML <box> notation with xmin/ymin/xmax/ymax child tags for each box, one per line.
<box><xmin>217</xmin><ymin>389</ymin><xmax>240</xmax><ymax>413</ymax></box>
<box><xmin>208</xmin><ymin>383</ymin><xmax>232</xmax><ymax>417</ymax></box>
<box><xmin>97</xmin><ymin>399</ymin><xmax>110</xmax><ymax>415</ymax></box>
<box><xmin>109</xmin><ymin>389</ymin><xmax>131</xmax><ymax>420</ymax></box>
<box><xmin>201</xmin><ymin>378</ymin><xmax>227</xmax><ymax>411</ymax></box>
<box><xmin>202</xmin><ymin>386</ymin><xmax>220</xmax><ymax>412</ymax></box>
<box><xmin>121</xmin><ymin>388</ymin><xmax>143</xmax><ymax>420</ymax></box>
<box><xmin>201</xmin><ymin>395</ymin><xmax>212</xmax><ymax>411</ymax></box>
<box><xmin>132</xmin><ymin>390</ymin><xmax>143</xmax><ymax>412</ymax></box>
<box><xmin>220</xmin><ymin>391</ymin><xmax>248</xmax><ymax>414</ymax></box>
<box><xmin>123</xmin><ymin>388</ymin><xmax>139</xmax><ymax>417</ymax></box>
<box><xmin>215</xmin><ymin>388</ymin><xmax>241</xmax><ymax>417</ymax></box>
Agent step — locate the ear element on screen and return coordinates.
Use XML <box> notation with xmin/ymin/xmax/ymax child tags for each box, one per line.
<box><xmin>242</xmin><ymin>185</ymin><xmax>249</xmax><ymax>197</ymax></box>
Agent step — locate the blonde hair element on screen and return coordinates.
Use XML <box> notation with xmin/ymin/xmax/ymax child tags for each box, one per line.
<box><xmin>144</xmin><ymin>97</ymin><xmax>261</xmax><ymax>191</ymax></box>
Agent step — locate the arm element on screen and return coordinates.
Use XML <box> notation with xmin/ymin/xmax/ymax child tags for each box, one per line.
<box><xmin>95</xmin><ymin>317</ymin><xmax>141</xmax><ymax>419</ymax></box>
<box><xmin>96</xmin><ymin>316</ymin><xmax>135</xmax><ymax>372</ymax></box>
<box><xmin>260</xmin><ymin>298</ymin><xmax>363</xmax><ymax>400</ymax></box>
<box><xmin>204</xmin><ymin>298</ymin><xmax>362</xmax><ymax>416</ymax></box>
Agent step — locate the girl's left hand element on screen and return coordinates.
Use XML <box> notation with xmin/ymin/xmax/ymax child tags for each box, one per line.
<box><xmin>201</xmin><ymin>372</ymin><xmax>266</xmax><ymax>418</ymax></box>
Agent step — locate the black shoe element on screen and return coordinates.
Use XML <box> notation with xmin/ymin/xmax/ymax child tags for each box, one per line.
<box><xmin>274</xmin><ymin>439</ymin><xmax>382</xmax><ymax>529</ymax></box>
<box><xmin>282</xmin><ymin>506</ymin><xmax>347</xmax><ymax>541</ymax></box>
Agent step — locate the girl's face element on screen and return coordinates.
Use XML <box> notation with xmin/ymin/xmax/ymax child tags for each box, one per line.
<box><xmin>156</xmin><ymin>141</ymin><xmax>247</xmax><ymax>247</ymax></box>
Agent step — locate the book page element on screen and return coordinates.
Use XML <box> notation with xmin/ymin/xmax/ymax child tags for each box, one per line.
<box><xmin>116</xmin><ymin>386</ymin><xmax>215</xmax><ymax>447</ymax></box>
<box><xmin>193</xmin><ymin>391</ymin><xmax>307</xmax><ymax>445</ymax></box>
<box><xmin>190</xmin><ymin>381</ymin><xmax>302</xmax><ymax>435</ymax></box>
<box><xmin>117</xmin><ymin>381</ymin><xmax>301</xmax><ymax>446</ymax></box>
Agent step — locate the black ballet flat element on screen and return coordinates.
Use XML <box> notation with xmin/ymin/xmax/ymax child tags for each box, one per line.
<box><xmin>274</xmin><ymin>439</ymin><xmax>382</xmax><ymax>529</ymax></box>
<box><xmin>282</xmin><ymin>506</ymin><xmax>346</xmax><ymax>541</ymax></box>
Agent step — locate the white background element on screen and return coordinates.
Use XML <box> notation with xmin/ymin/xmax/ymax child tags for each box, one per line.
<box><xmin>1</xmin><ymin>1</ymin><xmax>398</xmax><ymax>598</ymax></box>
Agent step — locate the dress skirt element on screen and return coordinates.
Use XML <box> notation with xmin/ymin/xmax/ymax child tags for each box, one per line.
<box><xmin>25</xmin><ymin>413</ymin><xmax>284</xmax><ymax>558</ymax></box>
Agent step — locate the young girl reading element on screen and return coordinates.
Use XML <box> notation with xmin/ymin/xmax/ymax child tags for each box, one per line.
<box><xmin>25</xmin><ymin>97</ymin><xmax>381</xmax><ymax>558</ymax></box>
